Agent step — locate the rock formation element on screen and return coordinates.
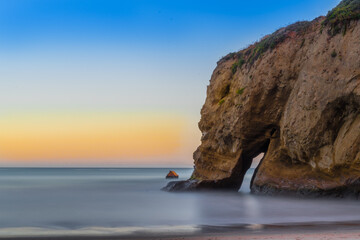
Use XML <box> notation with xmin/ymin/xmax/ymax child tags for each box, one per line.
<box><xmin>164</xmin><ymin>0</ymin><xmax>360</xmax><ymax>197</ymax></box>
<box><xmin>166</xmin><ymin>170</ymin><xmax>179</xmax><ymax>179</ymax></box>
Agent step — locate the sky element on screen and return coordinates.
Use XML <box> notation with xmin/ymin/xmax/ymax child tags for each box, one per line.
<box><xmin>0</xmin><ymin>0</ymin><xmax>340</xmax><ymax>167</ymax></box>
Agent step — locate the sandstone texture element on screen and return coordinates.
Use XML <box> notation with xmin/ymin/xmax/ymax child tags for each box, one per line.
<box><xmin>164</xmin><ymin>0</ymin><xmax>360</xmax><ymax>197</ymax></box>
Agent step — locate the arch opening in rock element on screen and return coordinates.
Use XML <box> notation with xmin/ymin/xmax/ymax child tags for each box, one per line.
<box><xmin>239</xmin><ymin>152</ymin><xmax>265</xmax><ymax>192</ymax></box>
<box><xmin>232</xmin><ymin>137</ymin><xmax>271</xmax><ymax>192</ymax></box>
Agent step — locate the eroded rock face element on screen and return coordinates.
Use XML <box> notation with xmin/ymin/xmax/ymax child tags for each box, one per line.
<box><xmin>164</xmin><ymin>0</ymin><xmax>360</xmax><ymax>197</ymax></box>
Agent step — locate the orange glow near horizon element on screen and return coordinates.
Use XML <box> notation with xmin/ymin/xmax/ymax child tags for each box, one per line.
<box><xmin>0</xmin><ymin>111</ymin><xmax>190</xmax><ymax>165</ymax></box>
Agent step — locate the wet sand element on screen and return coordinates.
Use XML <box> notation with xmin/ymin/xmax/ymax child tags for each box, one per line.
<box><xmin>4</xmin><ymin>222</ymin><xmax>360</xmax><ymax>240</ymax></box>
<box><xmin>4</xmin><ymin>231</ymin><xmax>360</xmax><ymax>240</ymax></box>
<box><xmin>171</xmin><ymin>232</ymin><xmax>360</xmax><ymax>240</ymax></box>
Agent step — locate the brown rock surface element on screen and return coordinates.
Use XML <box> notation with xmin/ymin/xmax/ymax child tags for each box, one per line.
<box><xmin>166</xmin><ymin>170</ymin><xmax>179</xmax><ymax>179</ymax></box>
<box><xmin>164</xmin><ymin>0</ymin><xmax>360</xmax><ymax>197</ymax></box>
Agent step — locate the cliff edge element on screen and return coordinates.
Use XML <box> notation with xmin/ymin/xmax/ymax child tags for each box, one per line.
<box><xmin>164</xmin><ymin>0</ymin><xmax>360</xmax><ymax>197</ymax></box>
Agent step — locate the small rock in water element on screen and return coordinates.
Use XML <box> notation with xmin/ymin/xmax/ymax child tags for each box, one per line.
<box><xmin>166</xmin><ymin>170</ymin><xmax>179</xmax><ymax>179</ymax></box>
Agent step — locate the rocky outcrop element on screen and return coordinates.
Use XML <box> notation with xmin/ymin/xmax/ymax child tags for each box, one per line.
<box><xmin>164</xmin><ymin>0</ymin><xmax>360</xmax><ymax>197</ymax></box>
<box><xmin>166</xmin><ymin>170</ymin><xmax>179</xmax><ymax>179</ymax></box>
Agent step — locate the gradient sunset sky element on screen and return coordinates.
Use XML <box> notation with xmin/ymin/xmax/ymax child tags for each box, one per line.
<box><xmin>0</xmin><ymin>0</ymin><xmax>339</xmax><ymax>167</ymax></box>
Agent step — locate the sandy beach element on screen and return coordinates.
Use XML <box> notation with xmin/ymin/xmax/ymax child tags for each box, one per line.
<box><xmin>169</xmin><ymin>226</ymin><xmax>360</xmax><ymax>240</ymax></box>
<box><xmin>4</xmin><ymin>222</ymin><xmax>360</xmax><ymax>240</ymax></box>
<box><xmin>170</xmin><ymin>232</ymin><xmax>360</xmax><ymax>240</ymax></box>
<box><xmin>5</xmin><ymin>231</ymin><xmax>360</xmax><ymax>240</ymax></box>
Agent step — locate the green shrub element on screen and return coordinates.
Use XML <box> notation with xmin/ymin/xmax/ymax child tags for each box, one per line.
<box><xmin>231</xmin><ymin>63</ymin><xmax>238</xmax><ymax>74</ymax></box>
<box><xmin>238</xmin><ymin>58</ymin><xmax>246</xmax><ymax>67</ymax></box>
<box><xmin>236</xmin><ymin>87</ymin><xmax>246</xmax><ymax>95</ymax></box>
<box><xmin>218</xmin><ymin>99</ymin><xmax>225</xmax><ymax>105</ymax></box>
<box><xmin>231</xmin><ymin>55</ymin><xmax>246</xmax><ymax>74</ymax></box>
<box><xmin>323</xmin><ymin>0</ymin><xmax>360</xmax><ymax>36</ymax></box>
<box><xmin>331</xmin><ymin>50</ymin><xmax>337</xmax><ymax>58</ymax></box>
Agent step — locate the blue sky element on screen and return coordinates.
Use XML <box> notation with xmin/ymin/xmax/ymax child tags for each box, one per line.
<box><xmin>0</xmin><ymin>0</ymin><xmax>340</xmax><ymax>166</ymax></box>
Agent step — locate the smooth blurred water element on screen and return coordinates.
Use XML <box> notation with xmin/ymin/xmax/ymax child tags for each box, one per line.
<box><xmin>1</xmin><ymin>168</ymin><xmax>360</xmax><ymax>237</ymax></box>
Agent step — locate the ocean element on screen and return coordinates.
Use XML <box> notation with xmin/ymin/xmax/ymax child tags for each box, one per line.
<box><xmin>1</xmin><ymin>167</ymin><xmax>360</xmax><ymax>238</ymax></box>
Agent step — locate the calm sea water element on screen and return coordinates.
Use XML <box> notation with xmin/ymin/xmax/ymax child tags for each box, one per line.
<box><xmin>1</xmin><ymin>168</ymin><xmax>360</xmax><ymax>238</ymax></box>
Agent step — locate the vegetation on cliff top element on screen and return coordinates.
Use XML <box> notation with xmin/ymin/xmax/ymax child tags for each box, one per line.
<box><xmin>226</xmin><ymin>21</ymin><xmax>311</xmax><ymax>72</ymax></box>
<box><xmin>323</xmin><ymin>0</ymin><xmax>360</xmax><ymax>35</ymax></box>
<box><xmin>247</xmin><ymin>21</ymin><xmax>311</xmax><ymax>65</ymax></box>
<box><xmin>231</xmin><ymin>55</ymin><xmax>245</xmax><ymax>74</ymax></box>
<box><xmin>222</xmin><ymin>0</ymin><xmax>360</xmax><ymax>72</ymax></box>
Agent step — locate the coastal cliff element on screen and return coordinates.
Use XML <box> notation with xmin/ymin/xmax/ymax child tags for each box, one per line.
<box><xmin>164</xmin><ymin>0</ymin><xmax>360</xmax><ymax>197</ymax></box>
